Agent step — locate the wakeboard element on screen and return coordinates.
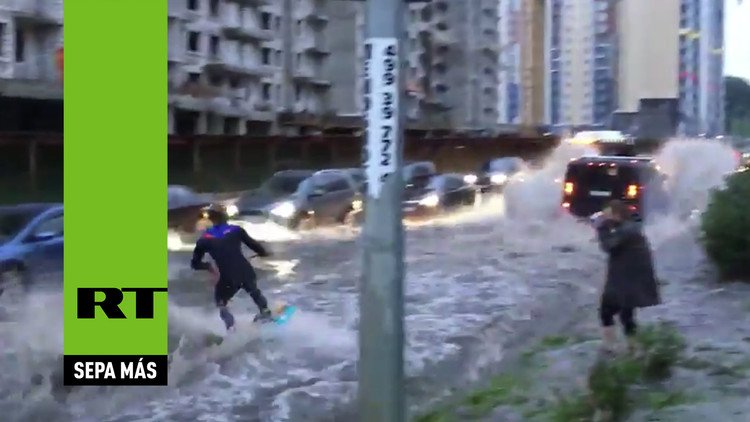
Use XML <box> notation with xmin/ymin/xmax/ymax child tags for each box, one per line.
<box><xmin>204</xmin><ymin>304</ymin><xmax>297</xmax><ymax>346</ymax></box>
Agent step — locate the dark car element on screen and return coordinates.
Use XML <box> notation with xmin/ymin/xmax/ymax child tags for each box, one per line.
<box><xmin>0</xmin><ymin>203</ymin><xmax>64</xmax><ymax>296</ymax></box>
<box><xmin>168</xmin><ymin>185</ymin><xmax>211</xmax><ymax>234</ymax></box>
<box><xmin>233</xmin><ymin>169</ymin><xmax>362</xmax><ymax>230</ymax></box>
<box><xmin>468</xmin><ymin>157</ymin><xmax>526</xmax><ymax>194</ymax></box>
<box><xmin>402</xmin><ymin>173</ymin><xmax>477</xmax><ymax>219</ymax></box>
<box><xmin>403</xmin><ymin>161</ymin><xmax>437</xmax><ymax>188</ymax></box>
<box><xmin>561</xmin><ymin>156</ymin><xmax>670</xmax><ymax>219</ymax></box>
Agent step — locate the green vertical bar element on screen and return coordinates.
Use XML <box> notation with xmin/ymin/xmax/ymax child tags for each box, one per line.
<box><xmin>64</xmin><ymin>1</ymin><xmax>167</xmax><ymax>355</ymax></box>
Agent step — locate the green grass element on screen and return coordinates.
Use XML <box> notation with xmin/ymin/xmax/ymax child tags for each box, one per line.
<box><xmin>415</xmin><ymin>324</ymin><xmax>691</xmax><ymax>422</ymax></box>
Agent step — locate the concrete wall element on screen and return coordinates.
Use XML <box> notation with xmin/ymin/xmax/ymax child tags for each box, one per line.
<box><xmin>324</xmin><ymin>1</ymin><xmax>359</xmax><ymax>115</ymax></box>
<box><xmin>616</xmin><ymin>0</ymin><xmax>680</xmax><ymax>113</ymax></box>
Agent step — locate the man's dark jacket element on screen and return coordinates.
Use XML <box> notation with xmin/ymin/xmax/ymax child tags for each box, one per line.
<box><xmin>597</xmin><ymin>219</ymin><xmax>661</xmax><ymax>309</ymax></box>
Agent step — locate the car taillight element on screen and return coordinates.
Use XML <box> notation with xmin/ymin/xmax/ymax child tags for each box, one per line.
<box><xmin>564</xmin><ymin>182</ymin><xmax>574</xmax><ymax>195</ymax></box>
<box><xmin>626</xmin><ymin>184</ymin><xmax>638</xmax><ymax>198</ymax></box>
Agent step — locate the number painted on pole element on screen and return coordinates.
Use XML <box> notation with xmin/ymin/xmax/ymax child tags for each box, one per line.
<box><xmin>363</xmin><ymin>38</ymin><xmax>399</xmax><ymax>199</ymax></box>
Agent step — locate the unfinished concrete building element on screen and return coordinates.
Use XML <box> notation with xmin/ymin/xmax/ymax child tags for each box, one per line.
<box><xmin>0</xmin><ymin>0</ymin><xmax>64</xmax><ymax>132</ymax></box>
<box><xmin>167</xmin><ymin>0</ymin><xmax>332</xmax><ymax>136</ymax></box>
<box><xmin>326</xmin><ymin>0</ymin><xmax>503</xmax><ymax>132</ymax></box>
<box><xmin>402</xmin><ymin>0</ymin><xmax>501</xmax><ymax>131</ymax></box>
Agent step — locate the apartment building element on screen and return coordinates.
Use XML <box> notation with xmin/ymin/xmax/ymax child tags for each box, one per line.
<box><xmin>0</xmin><ymin>0</ymin><xmax>63</xmax><ymax>93</ymax></box>
<box><xmin>678</xmin><ymin>0</ymin><xmax>725</xmax><ymax>136</ymax></box>
<box><xmin>497</xmin><ymin>0</ymin><xmax>522</xmax><ymax>124</ymax></box>
<box><xmin>0</xmin><ymin>0</ymin><xmax>64</xmax><ymax>132</ymax></box>
<box><xmin>167</xmin><ymin>0</ymin><xmax>332</xmax><ymax>136</ymax></box>
<box><xmin>326</xmin><ymin>1</ymin><xmax>502</xmax><ymax>132</ymax></box>
<box><xmin>541</xmin><ymin>0</ymin><xmax>617</xmax><ymax>129</ymax></box>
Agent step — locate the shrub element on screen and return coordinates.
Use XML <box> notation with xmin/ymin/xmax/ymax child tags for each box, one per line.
<box><xmin>700</xmin><ymin>169</ymin><xmax>750</xmax><ymax>281</ymax></box>
<box><xmin>549</xmin><ymin>324</ymin><xmax>687</xmax><ymax>421</ymax></box>
<box><xmin>634</xmin><ymin>323</ymin><xmax>686</xmax><ymax>381</ymax></box>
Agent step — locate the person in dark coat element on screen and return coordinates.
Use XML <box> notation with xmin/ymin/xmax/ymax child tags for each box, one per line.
<box><xmin>594</xmin><ymin>200</ymin><xmax>661</xmax><ymax>355</ymax></box>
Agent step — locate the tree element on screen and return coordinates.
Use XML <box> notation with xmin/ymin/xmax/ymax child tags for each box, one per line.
<box><xmin>725</xmin><ymin>76</ymin><xmax>750</xmax><ymax>135</ymax></box>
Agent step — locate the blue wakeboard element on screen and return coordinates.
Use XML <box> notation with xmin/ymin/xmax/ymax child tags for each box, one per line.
<box><xmin>268</xmin><ymin>304</ymin><xmax>297</xmax><ymax>326</ymax></box>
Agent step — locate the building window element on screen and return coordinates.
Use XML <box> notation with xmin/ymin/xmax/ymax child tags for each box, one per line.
<box><xmin>187</xmin><ymin>0</ymin><xmax>199</xmax><ymax>11</ymax></box>
<box><xmin>262</xmin><ymin>47</ymin><xmax>271</xmax><ymax>64</ymax></box>
<box><xmin>261</xmin><ymin>12</ymin><xmax>272</xmax><ymax>30</ymax></box>
<box><xmin>188</xmin><ymin>72</ymin><xmax>200</xmax><ymax>84</ymax></box>
<box><xmin>262</xmin><ymin>83</ymin><xmax>271</xmax><ymax>100</ymax></box>
<box><xmin>0</xmin><ymin>23</ymin><xmax>5</xmax><ymax>57</ymax></box>
<box><xmin>15</xmin><ymin>28</ymin><xmax>25</xmax><ymax>62</ymax></box>
<box><xmin>188</xmin><ymin>31</ymin><xmax>200</xmax><ymax>52</ymax></box>
<box><xmin>296</xmin><ymin>52</ymin><xmax>302</xmax><ymax>67</ymax></box>
<box><xmin>275</xmin><ymin>16</ymin><xmax>281</xmax><ymax>31</ymax></box>
<box><xmin>275</xmin><ymin>50</ymin><xmax>282</xmax><ymax>66</ymax></box>
<box><xmin>296</xmin><ymin>20</ymin><xmax>303</xmax><ymax>36</ymax></box>
<box><xmin>209</xmin><ymin>35</ymin><xmax>220</xmax><ymax>57</ymax></box>
<box><xmin>209</xmin><ymin>0</ymin><xmax>219</xmax><ymax>17</ymax></box>
<box><xmin>295</xmin><ymin>84</ymin><xmax>301</xmax><ymax>101</ymax></box>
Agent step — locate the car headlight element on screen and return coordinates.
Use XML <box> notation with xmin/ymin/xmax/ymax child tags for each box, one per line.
<box><xmin>352</xmin><ymin>199</ymin><xmax>363</xmax><ymax>211</ymax></box>
<box><xmin>463</xmin><ymin>174</ymin><xmax>478</xmax><ymax>184</ymax></box>
<box><xmin>226</xmin><ymin>204</ymin><xmax>239</xmax><ymax>217</ymax></box>
<box><xmin>270</xmin><ymin>201</ymin><xmax>296</xmax><ymax>218</ymax></box>
<box><xmin>419</xmin><ymin>194</ymin><xmax>439</xmax><ymax>207</ymax></box>
<box><xmin>490</xmin><ymin>174</ymin><xmax>508</xmax><ymax>184</ymax></box>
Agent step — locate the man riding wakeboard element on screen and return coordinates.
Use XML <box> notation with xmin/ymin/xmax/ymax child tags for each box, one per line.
<box><xmin>190</xmin><ymin>203</ymin><xmax>273</xmax><ymax>330</ymax></box>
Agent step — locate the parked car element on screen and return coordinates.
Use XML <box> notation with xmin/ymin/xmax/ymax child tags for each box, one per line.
<box><xmin>466</xmin><ymin>157</ymin><xmax>527</xmax><ymax>194</ymax></box>
<box><xmin>402</xmin><ymin>173</ymin><xmax>477</xmax><ymax>219</ymax></box>
<box><xmin>0</xmin><ymin>203</ymin><xmax>64</xmax><ymax>297</ymax></box>
<box><xmin>168</xmin><ymin>185</ymin><xmax>211</xmax><ymax>234</ymax></box>
<box><xmin>233</xmin><ymin>169</ymin><xmax>362</xmax><ymax>230</ymax></box>
<box><xmin>403</xmin><ymin>161</ymin><xmax>437</xmax><ymax>185</ymax></box>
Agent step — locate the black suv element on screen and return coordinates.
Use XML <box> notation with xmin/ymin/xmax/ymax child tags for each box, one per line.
<box><xmin>561</xmin><ymin>156</ymin><xmax>669</xmax><ymax>219</ymax></box>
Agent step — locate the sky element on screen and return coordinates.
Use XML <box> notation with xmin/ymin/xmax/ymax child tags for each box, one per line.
<box><xmin>725</xmin><ymin>0</ymin><xmax>750</xmax><ymax>80</ymax></box>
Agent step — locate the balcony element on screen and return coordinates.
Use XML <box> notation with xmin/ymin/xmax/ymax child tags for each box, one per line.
<box><xmin>207</xmin><ymin>97</ymin><xmax>246</xmax><ymax>117</ymax></box>
<box><xmin>293</xmin><ymin>60</ymin><xmax>331</xmax><ymax>89</ymax></box>
<box><xmin>203</xmin><ymin>54</ymin><xmax>274</xmax><ymax>78</ymax></box>
<box><xmin>10</xmin><ymin>0</ymin><xmax>63</xmax><ymax>25</ymax></box>
<box><xmin>303</xmin><ymin>6</ymin><xmax>329</xmax><ymax>26</ymax></box>
<box><xmin>221</xmin><ymin>3</ymin><xmax>274</xmax><ymax>41</ymax></box>
<box><xmin>255</xmin><ymin>99</ymin><xmax>273</xmax><ymax>112</ymax></box>
<box><xmin>222</xmin><ymin>25</ymin><xmax>274</xmax><ymax>42</ymax></box>
<box><xmin>168</xmin><ymin>0</ymin><xmax>184</xmax><ymax>19</ymax></box>
<box><xmin>299</xmin><ymin>33</ymin><xmax>330</xmax><ymax>56</ymax></box>
<box><xmin>168</xmin><ymin>81</ymin><xmax>222</xmax><ymax>112</ymax></box>
<box><xmin>225</xmin><ymin>0</ymin><xmax>271</xmax><ymax>6</ymax></box>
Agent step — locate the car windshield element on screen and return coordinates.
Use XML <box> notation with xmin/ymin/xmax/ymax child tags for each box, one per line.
<box><xmin>483</xmin><ymin>158</ymin><xmax>520</xmax><ymax>173</ymax></box>
<box><xmin>0</xmin><ymin>210</ymin><xmax>37</xmax><ymax>242</ymax></box>
<box><xmin>426</xmin><ymin>176</ymin><xmax>444</xmax><ymax>191</ymax></box>
<box><xmin>263</xmin><ymin>174</ymin><xmax>309</xmax><ymax>195</ymax></box>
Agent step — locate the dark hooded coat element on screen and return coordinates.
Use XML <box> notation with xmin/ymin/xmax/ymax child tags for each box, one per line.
<box><xmin>597</xmin><ymin>219</ymin><xmax>661</xmax><ymax>309</ymax></box>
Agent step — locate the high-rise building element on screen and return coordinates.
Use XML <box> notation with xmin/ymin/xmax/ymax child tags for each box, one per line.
<box><xmin>497</xmin><ymin>0</ymin><xmax>523</xmax><ymax>125</ymax></box>
<box><xmin>678</xmin><ymin>0</ymin><xmax>725</xmax><ymax>136</ymax></box>
<box><xmin>167</xmin><ymin>0</ymin><xmax>332</xmax><ymax>136</ymax></box>
<box><xmin>542</xmin><ymin>0</ymin><xmax>618</xmax><ymax>129</ymax></box>
<box><xmin>614</xmin><ymin>0</ymin><xmax>723</xmax><ymax>138</ymax></box>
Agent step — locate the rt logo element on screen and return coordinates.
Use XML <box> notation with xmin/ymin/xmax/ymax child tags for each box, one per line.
<box><xmin>77</xmin><ymin>288</ymin><xmax>168</xmax><ymax>319</ymax></box>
